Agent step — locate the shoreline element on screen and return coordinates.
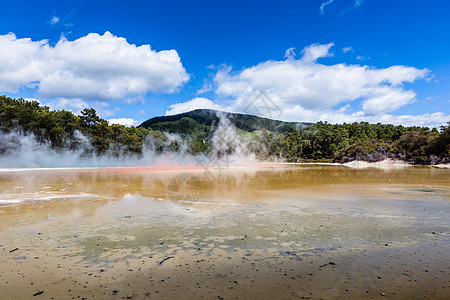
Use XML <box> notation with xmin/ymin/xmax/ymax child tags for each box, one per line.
<box><xmin>0</xmin><ymin>159</ymin><xmax>449</xmax><ymax>173</ymax></box>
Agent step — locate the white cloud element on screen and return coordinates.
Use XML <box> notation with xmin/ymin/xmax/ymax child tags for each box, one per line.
<box><xmin>321</xmin><ymin>0</ymin><xmax>364</xmax><ymax>15</ymax></box>
<box><xmin>356</xmin><ymin>55</ymin><xmax>370</xmax><ymax>61</ymax></box>
<box><xmin>284</xmin><ymin>47</ymin><xmax>296</xmax><ymax>59</ymax></box>
<box><xmin>300</xmin><ymin>43</ymin><xmax>334</xmax><ymax>63</ymax></box>
<box><xmin>424</xmin><ymin>96</ymin><xmax>439</xmax><ymax>102</ymax></box>
<box><xmin>196</xmin><ymin>81</ymin><xmax>214</xmax><ymax>95</ymax></box>
<box><xmin>341</xmin><ymin>0</ymin><xmax>364</xmax><ymax>13</ymax></box>
<box><xmin>108</xmin><ymin>118</ymin><xmax>141</xmax><ymax>127</ymax></box>
<box><xmin>44</xmin><ymin>98</ymin><xmax>117</xmax><ymax>117</ymax></box>
<box><xmin>280</xmin><ymin>106</ymin><xmax>448</xmax><ymax>129</ymax></box>
<box><xmin>320</xmin><ymin>0</ymin><xmax>335</xmax><ymax>15</ymax></box>
<box><xmin>342</xmin><ymin>47</ymin><xmax>354</xmax><ymax>53</ymax></box>
<box><xmin>165</xmin><ymin>43</ymin><xmax>446</xmax><ymax>128</ymax></box>
<box><xmin>166</xmin><ymin>97</ymin><xmax>227</xmax><ymax>115</ymax></box>
<box><xmin>0</xmin><ymin>32</ymin><xmax>189</xmax><ymax>100</ymax></box>
<box><xmin>361</xmin><ymin>88</ymin><xmax>416</xmax><ymax>115</ymax></box>
<box><xmin>211</xmin><ymin>43</ymin><xmax>429</xmax><ymax>116</ymax></box>
<box><xmin>50</xmin><ymin>16</ymin><xmax>60</xmax><ymax>25</ymax></box>
<box><xmin>46</xmin><ymin>98</ymin><xmax>89</xmax><ymax>113</ymax></box>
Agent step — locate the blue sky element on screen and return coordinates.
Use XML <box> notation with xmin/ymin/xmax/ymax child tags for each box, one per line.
<box><xmin>0</xmin><ymin>0</ymin><xmax>449</xmax><ymax>128</ymax></box>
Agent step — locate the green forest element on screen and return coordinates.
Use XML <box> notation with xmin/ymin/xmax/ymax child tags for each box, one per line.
<box><xmin>1</xmin><ymin>96</ymin><xmax>449</xmax><ymax>165</ymax></box>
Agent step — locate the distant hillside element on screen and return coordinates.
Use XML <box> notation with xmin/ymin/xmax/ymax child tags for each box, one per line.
<box><xmin>139</xmin><ymin>109</ymin><xmax>311</xmax><ymax>133</ymax></box>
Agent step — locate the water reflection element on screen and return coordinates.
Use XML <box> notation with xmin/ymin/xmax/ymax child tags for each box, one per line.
<box><xmin>0</xmin><ymin>165</ymin><xmax>448</xmax><ymax>227</ymax></box>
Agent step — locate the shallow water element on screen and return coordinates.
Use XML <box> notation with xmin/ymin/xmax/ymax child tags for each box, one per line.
<box><xmin>0</xmin><ymin>165</ymin><xmax>449</xmax><ymax>299</ymax></box>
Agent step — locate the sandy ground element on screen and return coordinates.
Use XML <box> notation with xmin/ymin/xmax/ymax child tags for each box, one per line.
<box><xmin>0</xmin><ymin>165</ymin><xmax>449</xmax><ymax>299</ymax></box>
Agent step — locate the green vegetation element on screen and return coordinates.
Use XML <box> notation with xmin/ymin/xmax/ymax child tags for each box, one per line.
<box><xmin>0</xmin><ymin>96</ymin><xmax>154</xmax><ymax>156</ymax></box>
<box><xmin>1</xmin><ymin>96</ymin><xmax>449</xmax><ymax>164</ymax></box>
<box><xmin>140</xmin><ymin>109</ymin><xmax>307</xmax><ymax>133</ymax></box>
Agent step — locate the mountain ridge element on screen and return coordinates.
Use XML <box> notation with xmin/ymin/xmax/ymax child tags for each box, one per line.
<box><xmin>139</xmin><ymin>109</ymin><xmax>312</xmax><ymax>133</ymax></box>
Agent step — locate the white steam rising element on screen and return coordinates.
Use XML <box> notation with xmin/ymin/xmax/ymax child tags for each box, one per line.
<box><xmin>0</xmin><ymin>114</ymin><xmax>258</xmax><ymax>169</ymax></box>
<box><xmin>0</xmin><ymin>130</ymin><xmax>153</xmax><ymax>168</ymax></box>
<box><xmin>196</xmin><ymin>112</ymin><xmax>257</xmax><ymax>170</ymax></box>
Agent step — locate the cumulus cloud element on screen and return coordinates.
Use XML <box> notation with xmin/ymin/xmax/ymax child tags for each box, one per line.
<box><xmin>44</xmin><ymin>98</ymin><xmax>117</xmax><ymax>117</ymax></box>
<box><xmin>108</xmin><ymin>118</ymin><xmax>141</xmax><ymax>127</ymax></box>
<box><xmin>211</xmin><ymin>44</ymin><xmax>429</xmax><ymax>116</ymax></box>
<box><xmin>46</xmin><ymin>98</ymin><xmax>89</xmax><ymax>113</ymax></box>
<box><xmin>278</xmin><ymin>106</ymin><xmax>448</xmax><ymax>129</ymax></box>
<box><xmin>0</xmin><ymin>32</ymin><xmax>189</xmax><ymax>100</ymax></box>
<box><xmin>300</xmin><ymin>43</ymin><xmax>334</xmax><ymax>63</ymax></box>
<box><xmin>361</xmin><ymin>88</ymin><xmax>416</xmax><ymax>115</ymax></box>
<box><xmin>167</xmin><ymin>43</ymin><xmax>447</xmax><ymax>128</ymax></box>
<box><xmin>166</xmin><ymin>97</ymin><xmax>227</xmax><ymax>115</ymax></box>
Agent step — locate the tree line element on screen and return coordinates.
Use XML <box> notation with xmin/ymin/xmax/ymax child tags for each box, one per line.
<box><xmin>248</xmin><ymin>121</ymin><xmax>449</xmax><ymax>164</ymax></box>
<box><xmin>1</xmin><ymin>96</ymin><xmax>448</xmax><ymax>164</ymax></box>
<box><xmin>0</xmin><ymin>96</ymin><xmax>155</xmax><ymax>156</ymax></box>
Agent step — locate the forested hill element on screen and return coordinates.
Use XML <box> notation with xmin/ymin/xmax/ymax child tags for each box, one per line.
<box><xmin>1</xmin><ymin>96</ymin><xmax>449</xmax><ymax>165</ymax></box>
<box><xmin>139</xmin><ymin>109</ymin><xmax>309</xmax><ymax>133</ymax></box>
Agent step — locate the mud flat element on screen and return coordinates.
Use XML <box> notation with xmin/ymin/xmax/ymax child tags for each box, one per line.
<box><xmin>0</xmin><ymin>165</ymin><xmax>449</xmax><ymax>299</ymax></box>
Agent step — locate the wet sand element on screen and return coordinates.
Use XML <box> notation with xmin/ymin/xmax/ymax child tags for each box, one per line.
<box><xmin>0</xmin><ymin>165</ymin><xmax>449</xmax><ymax>299</ymax></box>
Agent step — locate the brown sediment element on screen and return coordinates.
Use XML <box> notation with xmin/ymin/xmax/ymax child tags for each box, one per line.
<box><xmin>0</xmin><ymin>165</ymin><xmax>449</xmax><ymax>299</ymax></box>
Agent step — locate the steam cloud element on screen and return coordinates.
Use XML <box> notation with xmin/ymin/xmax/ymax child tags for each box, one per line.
<box><xmin>0</xmin><ymin>114</ymin><xmax>258</xmax><ymax>169</ymax></box>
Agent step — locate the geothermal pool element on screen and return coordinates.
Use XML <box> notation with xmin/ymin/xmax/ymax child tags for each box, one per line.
<box><xmin>0</xmin><ymin>165</ymin><xmax>449</xmax><ymax>299</ymax></box>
